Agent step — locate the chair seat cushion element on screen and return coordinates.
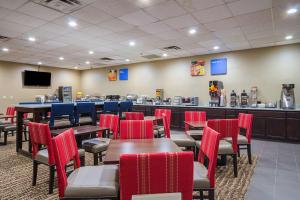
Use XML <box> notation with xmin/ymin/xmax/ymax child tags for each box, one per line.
<box><xmin>82</xmin><ymin>138</ymin><xmax>111</xmax><ymax>153</ymax></box>
<box><xmin>51</xmin><ymin>119</ymin><xmax>72</xmax><ymax>129</ymax></box>
<box><xmin>65</xmin><ymin>165</ymin><xmax>119</xmax><ymax>198</ymax></box>
<box><xmin>186</xmin><ymin>130</ymin><xmax>203</xmax><ymax>136</ymax></box>
<box><xmin>79</xmin><ymin>116</ymin><xmax>93</xmax><ymax>124</ymax></box>
<box><xmin>4</xmin><ymin>125</ymin><xmax>16</xmax><ymax>131</ymax></box>
<box><xmin>35</xmin><ymin>149</ymin><xmax>85</xmax><ymax>165</ymax></box>
<box><xmin>171</xmin><ymin>133</ymin><xmax>195</xmax><ymax>147</ymax></box>
<box><xmin>225</xmin><ymin>135</ymin><xmax>248</xmax><ymax>145</ymax></box>
<box><xmin>193</xmin><ymin>162</ymin><xmax>210</xmax><ymax>189</ymax></box>
<box><xmin>218</xmin><ymin>140</ymin><xmax>234</xmax><ymax>155</ymax></box>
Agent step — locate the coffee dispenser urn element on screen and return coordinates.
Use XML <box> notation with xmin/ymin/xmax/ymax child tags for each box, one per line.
<box><xmin>280</xmin><ymin>84</ymin><xmax>295</xmax><ymax>109</ymax></box>
<box><xmin>209</xmin><ymin>81</ymin><xmax>224</xmax><ymax>107</ymax></box>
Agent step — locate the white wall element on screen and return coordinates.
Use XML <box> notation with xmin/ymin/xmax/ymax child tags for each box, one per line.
<box><xmin>81</xmin><ymin>44</ymin><xmax>300</xmax><ymax>105</ymax></box>
<box><xmin>0</xmin><ymin>61</ymin><xmax>81</xmax><ymax>112</ymax></box>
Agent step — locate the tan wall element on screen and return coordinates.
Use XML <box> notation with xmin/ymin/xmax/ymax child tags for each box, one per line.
<box><xmin>0</xmin><ymin>61</ymin><xmax>81</xmax><ymax>113</ymax></box>
<box><xmin>81</xmin><ymin>44</ymin><xmax>300</xmax><ymax>105</ymax></box>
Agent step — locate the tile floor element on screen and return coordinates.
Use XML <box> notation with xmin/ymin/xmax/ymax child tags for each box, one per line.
<box><xmin>245</xmin><ymin>139</ymin><xmax>300</xmax><ymax>200</ymax></box>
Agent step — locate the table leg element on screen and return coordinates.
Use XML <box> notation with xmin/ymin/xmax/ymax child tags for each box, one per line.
<box><xmin>16</xmin><ymin>111</ymin><xmax>24</xmax><ymax>152</ymax></box>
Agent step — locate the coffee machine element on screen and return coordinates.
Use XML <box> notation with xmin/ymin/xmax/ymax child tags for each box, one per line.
<box><xmin>280</xmin><ymin>84</ymin><xmax>295</xmax><ymax>109</ymax></box>
<box><xmin>209</xmin><ymin>81</ymin><xmax>224</xmax><ymax>107</ymax></box>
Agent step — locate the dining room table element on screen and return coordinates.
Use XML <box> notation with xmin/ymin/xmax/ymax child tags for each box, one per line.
<box><xmin>184</xmin><ymin>121</ymin><xmax>207</xmax><ymax>140</ymax></box>
<box><xmin>103</xmin><ymin>138</ymin><xmax>182</xmax><ymax>164</ymax></box>
<box><xmin>51</xmin><ymin>125</ymin><xmax>109</xmax><ymax>148</ymax></box>
<box><xmin>0</xmin><ymin>115</ymin><xmax>14</xmax><ymax>120</ymax></box>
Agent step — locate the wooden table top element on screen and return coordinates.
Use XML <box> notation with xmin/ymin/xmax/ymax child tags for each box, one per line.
<box><xmin>103</xmin><ymin>138</ymin><xmax>182</xmax><ymax>164</ymax></box>
<box><xmin>184</xmin><ymin>121</ymin><xmax>207</xmax><ymax>128</ymax></box>
<box><xmin>51</xmin><ymin>125</ymin><xmax>108</xmax><ymax>136</ymax></box>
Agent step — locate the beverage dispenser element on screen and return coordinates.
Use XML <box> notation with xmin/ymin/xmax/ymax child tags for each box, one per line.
<box><xmin>209</xmin><ymin>81</ymin><xmax>223</xmax><ymax>107</ymax></box>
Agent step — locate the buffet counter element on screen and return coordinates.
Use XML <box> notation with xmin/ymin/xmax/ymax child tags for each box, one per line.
<box><xmin>132</xmin><ymin>104</ymin><xmax>300</xmax><ymax>142</ymax></box>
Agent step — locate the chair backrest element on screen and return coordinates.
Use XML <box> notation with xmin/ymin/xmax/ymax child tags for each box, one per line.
<box><xmin>5</xmin><ymin>106</ymin><xmax>15</xmax><ymax>123</ymax></box>
<box><xmin>52</xmin><ymin>128</ymin><xmax>80</xmax><ymax>198</ymax></box>
<box><xmin>207</xmin><ymin>119</ymin><xmax>239</xmax><ymax>153</ymax></box>
<box><xmin>120</xmin><ymin>120</ymin><xmax>153</xmax><ymax>139</ymax></box>
<box><xmin>28</xmin><ymin>122</ymin><xmax>55</xmax><ymax>165</ymax></box>
<box><xmin>99</xmin><ymin>114</ymin><xmax>119</xmax><ymax>139</ymax></box>
<box><xmin>184</xmin><ymin>111</ymin><xmax>206</xmax><ymax>131</ymax></box>
<box><xmin>154</xmin><ymin>109</ymin><xmax>171</xmax><ymax>129</ymax></box>
<box><xmin>74</xmin><ymin>102</ymin><xmax>96</xmax><ymax>125</ymax></box>
<box><xmin>120</xmin><ymin>152</ymin><xmax>194</xmax><ymax>200</ymax></box>
<box><xmin>49</xmin><ymin>103</ymin><xmax>75</xmax><ymax>128</ymax></box>
<box><xmin>238</xmin><ymin>113</ymin><xmax>253</xmax><ymax>143</ymax></box>
<box><xmin>103</xmin><ymin>101</ymin><xmax>119</xmax><ymax>113</ymax></box>
<box><xmin>119</xmin><ymin>101</ymin><xmax>133</xmax><ymax>112</ymax></box>
<box><xmin>161</xmin><ymin>113</ymin><xmax>170</xmax><ymax>138</ymax></box>
<box><xmin>125</xmin><ymin>112</ymin><xmax>144</xmax><ymax>120</ymax></box>
<box><xmin>198</xmin><ymin>126</ymin><xmax>221</xmax><ymax>188</ymax></box>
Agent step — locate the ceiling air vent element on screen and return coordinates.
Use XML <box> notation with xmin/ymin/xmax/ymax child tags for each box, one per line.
<box><xmin>100</xmin><ymin>57</ymin><xmax>114</xmax><ymax>61</ymax></box>
<box><xmin>0</xmin><ymin>35</ymin><xmax>10</xmax><ymax>42</ymax></box>
<box><xmin>163</xmin><ymin>46</ymin><xmax>181</xmax><ymax>51</ymax></box>
<box><xmin>32</xmin><ymin>0</ymin><xmax>87</xmax><ymax>14</ymax></box>
<box><xmin>141</xmin><ymin>54</ymin><xmax>161</xmax><ymax>59</ymax></box>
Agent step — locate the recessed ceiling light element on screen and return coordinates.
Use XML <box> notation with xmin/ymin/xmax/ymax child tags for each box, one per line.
<box><xmin>68</xmin><ymin>20</ymin><xmax>78</xmax><ymax>27</ymax></box>
<box><xmin>189</xmin><ymin>28</ymin><xmax>197</xmax><ymax>35</ymax></box>
<box><xmin>213</xmin><ymin>46</ymin><xmax>220</xmax><ymax>50</ymax></box>
<box><xmin>125</xmin><ymin>59</ymin><xmax>130</xmax><ymax>62</ymax></box>
<box><xmin>287</xmin><ymin>8</ymin><xmax>298</xmax><ymax>15</ymax></box>
<box><xmin>74</xmin><ymin>66</ymin><xmax>78</xmax><ymax>69</ymax></box>
<box><xmin>37</xmin><ymin>62</ymin><xmax>42</xmax><ymax>65</ymax></box>
<box><xmin>2</xmin><ymin>47</ymin><xmax>9</xmax><ymax>52</ymax></box>
<box><xmin>85</xmin><ymin>61</ymin><xmax>90</xmax><ymax>64</ymax></box>
<box><xmin>59</xmin><ymin>57</ymin><xmax>64</xmax><ymax>60</ymax></box>
<box><xmin>129</xmin><ymin>41</ymin><xmax>136</xmax><ymax>46</ymax></box>
<box><xmin>162</xmin><ymin>53</ymin><xmax>168</xmax><ymax>57</ymax></box>
<box><xmin>28</xmin><ymin>37</ymin><xmax>36</xmax><ymax>42</ymax></box>
<box><xmin>285</xmin><ymin>35</ymin><xmax>293</xmax><ymax>40</ymax></box>
<box><xmin>89</xmin><ymin>50</ymin><xmax>94</xmax><ymax>55</ymax></box>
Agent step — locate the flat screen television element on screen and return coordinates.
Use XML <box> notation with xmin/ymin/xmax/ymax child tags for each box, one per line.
<box><xmin>23</xmin><ymin>70</ymin><xmax>51</xmax><ymax>87</ymax></box>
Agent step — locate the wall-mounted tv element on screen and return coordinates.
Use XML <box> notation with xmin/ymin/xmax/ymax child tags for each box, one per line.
<box><xmin>23</xmin><ymin>70</ymin><xmax>51</xmax><ymax>87</ymax></box>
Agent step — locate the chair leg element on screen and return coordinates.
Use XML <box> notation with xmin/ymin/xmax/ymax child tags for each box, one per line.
<box><xmin>80</xmin><ymin>155</ymin><xmax>85</xmax><ymax>166</ymax></box>
<box><xmin>99</xmin><ymin>152</ymin><xmax>103</xmax><ymax>163</ymax></box>
<box><xmin>32</xmin><ymin>161</ymin><xmax>38</xmax><ymax>186</ymax></box>
<box><xmin>247</xmin><ymin>144</ymin><xmax>252</xmax><ymax>164</ymax></box>
<box><xmin>4</xmin><ymin>131</ymin><xmax>8</xmax><ymax>145</ymax></box>
<box><xmin>93</xmin><ymin>153</ymin><xmax>98</xmax><ymax>165</ymax></box>
<box><xmin>237</xmin><ymin>145</ymin><xmax>241</xmax><ymax>157</ymax></box>
<box><xmin>209</xmin><ymin>189</ymin><xmax>214</xmax><ymax>200</ymax></box>
<box><xmin>233</xmin><ymin>154</ymin><xmax>238</xmax><ymax>177</ymax></box>
<box><xmin>200</xmin><ymin>190</ymin><xmax>204</xmax><ymax>200</ymax></box>
<box><xmin>49</xmin><ymin>165</ymin><xmax>55</xmax><ymax>194</ymax></box>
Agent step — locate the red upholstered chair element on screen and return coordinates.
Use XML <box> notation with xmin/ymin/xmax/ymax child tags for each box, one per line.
<box><xmin>120</xmin><ymin>120</ymin><xmax>154</xmax><ymax>139</ymax></box>
<box><xmin>153</xmin><ymin>109</ymin><xmax>171</xmax><ymax>138</ymax></box>
<box><xmin>52</xmin><ymin>128</ymin><xmax>119</xmax><ymax>199</ymax></box>
<box><xmin>225</xmin><ymin>113</ymin><xmax>254</xmax><ymax>164</ymax></box>
<box><xmin>194</xmin><ymin>126</ymin><xmax>221</xmax><ymax>200</ymax></box>
<box><xmin>124</xmin><ymin>112</ymin><xmax>144</xmax><ymax>120</ymax></box>
<box><xmin>29</xmin><ymin>122</ymin><xmax>85</xmax><ymax>194</ymax></box>
<box><xmin>120</xmin><ymin>152</ymin><xmax>194</xmax><ymax>200</ymax></box>
<box><xmin>184</xmin><ymin>111</ymin><xmax>206</xmax><ymax>138</ymax></box>
<box><xmin>82</xmin><ymin>114</ymin><xmax>119</xmax><ymax>165</ymax></box>
<box><xmin>200</xmin><ymin>119</ymin><xmax>239</xmax><ymax>177</ymax></box>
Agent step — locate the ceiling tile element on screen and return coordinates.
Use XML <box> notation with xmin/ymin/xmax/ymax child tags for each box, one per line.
<box><xmin>17</xmin><ymin>2</ymin><xmax>64</xmax><ymax>21</ymax></box>
<box><xmin>91</xmin><ymin>0</ymin><xmax>139</xmax><ymax>17</ymax></box>
<box><xmin>4</xmin><ymin>11</ymin><xmax>48</xmax><ymax>28</ymax></box>
<box><xmin>213</xmin><ymin>27</ymin><xmax>244</xmax><ymax>38</ymax></box>
<box><xmin>227</xmin><ymin>0</ymin><xmax>272</xmax><ymax>16</ymax></box>
<box><xmin>204</xmin><ymin>17</ymin><xmax>239</xmax><ymax>31</ymax></box>
<box><xmin>193</xmin><ymin>5</ymin><xmax>232</xmax><ymax>23</ymax></box>
<box><xmin>139</xmin><ymin>22</ymin><xmax>172</xmax><ymax>34</ymax></box>
<box><xmin>51</xmin><ymin>15</ymin><xmax>93</xmax><ymax>30</ymax></box>
<box><xmin>119</xmin><ymin>10</ymin><xmax>158</xmax><ymax>26</ymax></box>
<box><xmin>128</xmin><ymin>0</ymin><xmax>168</xmax><ymax>8</ymax></box>
<box><xmin>98</xmin><ymin>18</ymin><xmax>134</xmax><ymax>32</ymax></box>
<box><xmin>71</xmin><ymin>5</ymin><xmax>113</xmax><ymax>24</ymax></box>
<box><xmin>155</xmin><ymin>30</ymin><xmax>184</xmax><ymax>40</ymax></box>
<box><xmin>0</xmin><ymin>7</ymin><xmax>11</xmax><ymax>19</ymax></box>
<box><xmin>0</xmin><ymin>20</ymin><xmax>33</xmax><ymax>37</ymax></box>
<box><xmin>0</xmin><ymin>0</ymin><xmax>28</xmax><ymax>10</ymax></box>
<box><xmin>162</xmin><ymin>14</ymin><xmax>199</xmax><ymax>29</ymax></box>
<box><xmin>144</xmin><ymin>0</ymin><xmax>186</xmax><ymax>20</ymax></box>
<box><xmin>79</xmin><ymin>26</ymin><xmax>112</xmax><ymax>37</ymax></box>
<box><xmin>235</xmin><ymin>9</ymin><xmax>272</xmax><ymax>27</ymax></box>
<box><xmin>176</xmin><ymin>0</ymin><xmax>224</xmax><ymax>11</ymax></box>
